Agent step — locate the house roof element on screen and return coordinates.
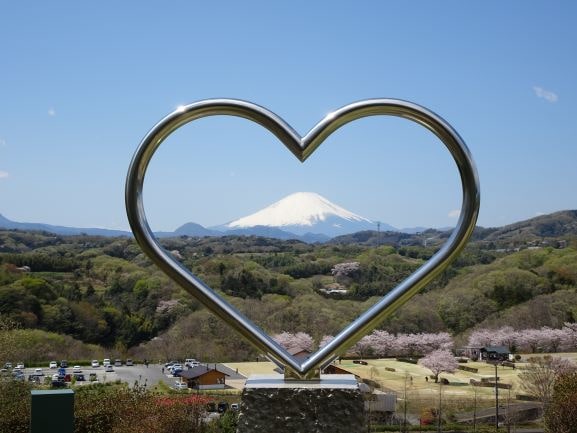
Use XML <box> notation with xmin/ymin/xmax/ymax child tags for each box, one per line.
<box><xmin>323</xmin><ymin>364</ymin><xmax>356</xmax><ymax>376</ymax></box>
<box><xmin>180</xmin><ymin>365</ymin><xmax>229</xmax><ymax>380</ymax></box>
<box><xmin>288</xmin><ymin>347</ymin><xmax>311</xmax><ymax>356</ymax></box>
<box><xmin>482</xmin><ymin>346</ymin><xmax>510</xmax><ymax>354</ymax></box>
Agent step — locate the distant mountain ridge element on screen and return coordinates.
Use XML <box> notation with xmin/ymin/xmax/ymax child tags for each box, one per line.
<box><xmin>0</xmin><ymin>214</ymin><xmax>131</xmax><ymax>237</ymax></box>
<box><xmin>0</xmin><ymin>192</ymin><xmax>392</xmax><ymax>241</ymax></box>
<box><xmin>2</xmin><ymin>205</ymin><xmax>576</xmax><ymax>245</ymax></box>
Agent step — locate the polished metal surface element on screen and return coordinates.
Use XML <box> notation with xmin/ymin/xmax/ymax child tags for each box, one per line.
<box><xmin>125</xmin><ymin>98</ymin><xmax>480</xmax><ymax>380</ymax></box>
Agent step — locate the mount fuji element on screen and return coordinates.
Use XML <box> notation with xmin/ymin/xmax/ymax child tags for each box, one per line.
<box><xmin>215</xmin><ymin>192</ymin><xmax>395</xmax><ymax>238</ymax></box>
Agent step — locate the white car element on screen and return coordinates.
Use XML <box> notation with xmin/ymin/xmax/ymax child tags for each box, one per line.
<box><xmin>16</xmin><ymin>363</ymin><xmax>24</xmax><ymax>369</ymax></box>
<box><xmin>49</xmin><ymin>361</ymin><xmax>58</xmax><ymax>369</ymax></box>
<box><xmin>103</xmin><ymin>358</ymin><xmax>111</xmax><ymax>367</ymax></box>
<box><xmin>34</xmin><ymin>368</ymin><xmax>44</xmax><ymax>375</ymax></box>
<box><xmin>173</xmin><ymin>381</ymin><xmax>188</xmax><ymax>390</ymax></box>
<box><xmin>105</xmin><ymin>365</ymin><xmax>114</xmax><ymax>372</ymax></box>
<box><xmin>91</xmin><ymin>360</ymin><xmax>99</xmax><ymax>368</ymax></box>
<box><xmin>72</xmin><ymin>366</ymin><xmax>82</xmax><ymax>373</ymax></box>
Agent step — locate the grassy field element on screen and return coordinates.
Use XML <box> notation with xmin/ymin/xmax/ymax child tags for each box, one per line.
<box><xmin>226</xmin><ymin>352</ymin><xmax>577</xmax><ymax>416</ymax></box>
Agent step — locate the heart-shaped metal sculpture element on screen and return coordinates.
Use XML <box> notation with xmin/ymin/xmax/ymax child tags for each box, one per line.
<box><xmin>126</xmin><ymin>98</ymin><xmax>480</xmax><ymax>380</ymax></box>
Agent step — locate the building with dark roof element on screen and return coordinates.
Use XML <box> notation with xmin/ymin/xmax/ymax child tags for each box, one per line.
<box><xmin>180</xmin><ymin>365</ymin><xmax>229</xmax><ymax>390</ymax></box>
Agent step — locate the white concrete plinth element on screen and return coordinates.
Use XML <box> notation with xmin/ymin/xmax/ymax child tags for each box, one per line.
<box><xmin>237</xmin><ymin>374</ymin><xmax>365</xmax><ymax>433</ymax></box>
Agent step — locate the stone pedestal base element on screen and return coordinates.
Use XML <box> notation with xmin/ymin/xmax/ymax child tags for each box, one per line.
<box><xmin>237</xmin><ymin>374</ymin><xmax>365</xmax><ymax>433</ymax></box>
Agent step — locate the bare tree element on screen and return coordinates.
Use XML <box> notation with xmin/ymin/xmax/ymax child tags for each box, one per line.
<box><xmin>519</xmin><ymin>356</ymin><xmax>576</xmax><ymax>408</ymax></box>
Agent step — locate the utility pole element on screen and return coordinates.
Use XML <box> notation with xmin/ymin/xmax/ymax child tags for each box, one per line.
<box><xmin>473</xmin><ymin>385</ymin><xmax>478</xmax><ymax>433</ymax></box>
<box><xmin>494</xmin><ymin>362</ymin><xmax>499</xmax><ymax>432</ymax></box>
<box><xmin>437</xmin><ymin>379</ymin><xmax>443</xmax><ymax>433</ymax></box>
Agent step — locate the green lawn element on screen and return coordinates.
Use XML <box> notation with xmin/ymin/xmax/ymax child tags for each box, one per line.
<box><xmin>227</xmin><ymin>352</ymin><xmax>577</xmax><ymax>407</ymax></box>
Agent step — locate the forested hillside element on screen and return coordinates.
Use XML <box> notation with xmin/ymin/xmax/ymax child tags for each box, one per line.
<box><xmin>1</xmin><ymin>210</ymin><xmax>576</xmax><ymax>362</ymax></box>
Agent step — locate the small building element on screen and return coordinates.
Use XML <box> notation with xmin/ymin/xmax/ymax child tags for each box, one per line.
<box><xmin>288</xmin><ymin>347</ymin><xmax>311</xmax><ymax>361</ymax></box>
<box><xmin>180</xmin><ymin>365</ymin><xmax>228</xmax><ymax>390</ymax></box>
<box><xmin>461</xmin><ymin>346</ymin><xmax>483</xmax><ymax>361</ymax></box>
<box><xmin>480</xmin><ymin>346</ymin><xmax>510</xmax><ymax>362</ymax></box>
<box><xmin>323</xmin><ymin>364</ymin><xmax>357</xmax><ymax>376</ymax></box>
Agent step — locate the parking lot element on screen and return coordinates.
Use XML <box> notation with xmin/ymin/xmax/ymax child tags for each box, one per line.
<box><xmin>8</xmin><ymin>361</ymin><xmax>247</xmax><ymax>390</ymax></box>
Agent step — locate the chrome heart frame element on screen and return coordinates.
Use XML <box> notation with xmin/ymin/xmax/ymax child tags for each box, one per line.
<box><xmin>125</xmin><ymin>98</ymin><xmax>480</xmax><ymax>380</ymax></box>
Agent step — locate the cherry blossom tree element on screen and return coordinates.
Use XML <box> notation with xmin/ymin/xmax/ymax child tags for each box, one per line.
<box><xmin>319</xmin><ymin>335</ymin><xmax>334</xmax><ymax>349</ymax></box>
<box><xmin>541</xmin><ymin>327</ymin><xmax>566</xmax><ymax>353</ymax></box>
<box><xmin>492</xmin><ymin>326</ymin><xmax>520</xmax><ymax>351</ymax></box>
<box><xmin>331</xmin><ymin>261</ymin><xmax>360</xmax><ymax>284</ymax></box>
<box><xmin>419</xmin><ymin>332</ymin><xmax>454</xmax><ymax>353</ymax></box>
<box><xmin>562</xmin><ymin>323</ymin><xmax>577</xmax><ymax>351</ymax></box>
<box><xmin>517</xmin><ymin>328</ymin><xmax>544</xmax><ymax>353</ymax></box>
<box><xmin>367</xmin><ymin>330</ymin><xmax>396</xmax><ymax>357</ymax></box>
<box><xmin>353</xmin><ymin>335</ymin><xmax>374</xmax><ymax>359</ymax></box>
<box><xmin>273</xmin><ymin>331</ymin><xmax>314</xmax><ymax>352</ymax></box>
<box><xmin>467</xmin><ymin>329</ymin><xmax>495</xmax><ymax>348</ymax></box>
<box><xmin>418</xmin><ymin>349</ymin><xmax>458</xmax><ymax>383</ymax></box>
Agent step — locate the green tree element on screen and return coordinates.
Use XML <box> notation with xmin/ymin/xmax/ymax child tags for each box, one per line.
<box><xmin>544</xmin><ymin>372</ymin><xmax>577</xmax><ymax>433</ymax></box>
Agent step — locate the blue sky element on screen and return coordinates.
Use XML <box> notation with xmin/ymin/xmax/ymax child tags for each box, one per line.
<box><xmin>1</xmin><ymin>1</ymin><xmax>575</xmax><ymax>232</ymax></box>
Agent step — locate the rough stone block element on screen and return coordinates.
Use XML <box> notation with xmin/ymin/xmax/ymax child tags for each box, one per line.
<box><xmin>237</xmin><ymin>374</ymin><xmax>365</xmax><ymax>433</ymax></box>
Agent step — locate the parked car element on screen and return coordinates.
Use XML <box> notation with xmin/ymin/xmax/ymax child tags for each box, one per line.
<box><xmin>49</xmin><ymin>361</ymin><xmax>58</xmax><ymax>369</ymax></box>
<box><xmin>217</xmin><ymin>402</ymin><xmax>229</xmax><ymax>413</ymax></box>
<box><xmin>125</xmin><ymin>359</ymin><xmax>133</xmax><ymax>366</ymax></box>
<box><xmin>4</xmin><ymin>362</ymin><xmax>12</xmax><ymax>369</ymax></box>
<box><xmin>230</xmin><ymin>403</ymin><xmax>239</xmax><ymax>411</ymax></box>
<box><xmin>114</xmin><ymin>359</ymin><xmax>122</xmax><ymax>367</ymax></box>
<box><xmin>16</xmin><ymin>363</ymin><xmax>25</xmax><ymax>369</ymax></box>
<box><xmin>169</xmin><ymin>363</ymin><xmax>183</xmax><ymax>372</ymax></box>
<box><xmin>185</xmin><ymin>358</ymin><xmax>198</xmax><ymax>368</ymax></box>
<box><xmin>12</xmin><ymin>371</ymin><xmax>24</xmax><ymax>381</ymax></box>
<box><xmin>89</xmin><ymin>373</ymin><xmax>98</xmax><ymax>382</ymax></box>
<box><xmin>34</xmin><ymin>368</ymin><xmax>44</xmax><ymax>376</ymax></box>
<box><xmin>51</xmin><ymin>374</ymin><xmax>66</xmax><ymax>388</ymax></box>
<box><xmin>60</xmin><ymin>360</ymin><xmax>68</xmax><ymax>368</ymax></box>
<box><xmin>172</xmin><ymin>381</ymin><xmax>188</xmax><ymax>390</ymax></box>
<box><xmin>74</xmin><ymin>373</ymin><xmax>86</xmax><ymax>381</ymax></box>
<box><xmin>91</xmin><ymin>360</ymin><xmax>99</xmax><ymax>368</ymax></box>
<box><xmin>28</xmin><ymin>375</ymin><xmax>41</xmax><ymax>383</ymax></box>
<box><xmin>105</xmin><ymin>365</ymin><xmax>114</xmax><ymax>372</ymax></box>
<box><xmin>103</xmin><ymin>358</ymin><xmax>111</xmax><ymax>367</ymax></box>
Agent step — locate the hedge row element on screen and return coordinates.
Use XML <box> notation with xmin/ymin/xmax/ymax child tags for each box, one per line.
<box><xmin>458</xmin><ymin>365</ymin><xmax>479</xmax><ymax>373</ymax></box>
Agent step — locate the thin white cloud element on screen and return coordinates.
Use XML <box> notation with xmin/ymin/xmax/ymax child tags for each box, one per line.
<box><xmin>48</xmin><ymin>108</ymin><xmax>56</xmax><ymax>116</ymax></box>
<box><xmin>0</xmin><ymin>138</ymin><xmax>6</xmax><ymax>147</ymax></box>
<box><xmin>0</xmin><ymin>170</ymin><xmax>9</xmax><ymax>179</ymax></box>
<box><xmin>533</xmin><ymin>86</ymin><xmax>558</xmax><ymax>103</ymax></box>
<box><xmin>448</xmin><ymin>209</ymin><xmax>460</xmax><ymax>218</ymax></box>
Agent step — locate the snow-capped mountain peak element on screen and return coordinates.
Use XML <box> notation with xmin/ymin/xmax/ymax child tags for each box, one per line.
<box><xmin>227</xmin><ymin>192</ymin><xmax>371</xmax><ymax>229</ymax></box>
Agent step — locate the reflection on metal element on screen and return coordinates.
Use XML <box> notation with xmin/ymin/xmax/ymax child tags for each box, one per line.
<box><xmin>125</xmin><ymin>99</ymin><xmax>480</xmax><ymax>380</ymax></box>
